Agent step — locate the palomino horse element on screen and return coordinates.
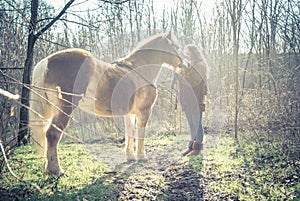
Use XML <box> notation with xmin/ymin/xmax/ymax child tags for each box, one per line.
<box><xmin>29</xmin><ymin>31</ymin><xmax>185</xmax><ymax>175</ymax></box>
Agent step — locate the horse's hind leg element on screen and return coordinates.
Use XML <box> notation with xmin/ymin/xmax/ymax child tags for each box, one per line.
<box><xmin>45</xmin><ymin>109</ymin><xmax>71</xmax><ymax>175</ymax></box>
<box><xmin>30</xmin><ymin>118</ymin><xmax>51</xmax><ymax>157</ymax></box>
<box><xmin>30</xmin><ymin>100</ymin><xmax>56</xmax><ymax>157</ymax></box>
<box><xmin>124</xmin><ymin>114</ymin><xmax>136</xmax><ymax>161</ymax></box>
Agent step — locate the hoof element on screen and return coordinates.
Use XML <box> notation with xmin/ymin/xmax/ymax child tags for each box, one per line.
<box><xmin>126</xmin><ymin>153</ymin><xmax>136</xmax><ymax>162</ymax></box>
<box><xmin>137</xmin><ymin>154</ymin><xmax>147</xmax><ymax>162</ymax></box>
<box><xmin>126</xmin><ymin>158</ymin><xmax>137</xmax><ymax>163</ymax></box>
<box><xmin>45</xmin><ymin>167</ymin><xmax>64</xmax><ymax>176</ymax></box>
<box><xmin>45</xmin><ymin>169</ymin><xmax>64</xmax><ymax>177</ymax></box>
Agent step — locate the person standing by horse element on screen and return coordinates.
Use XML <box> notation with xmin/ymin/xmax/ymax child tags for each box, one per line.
<box><xmin>173</xmin><ymin>44</ymin><xmax>208</xmax><ymax>156</ymax></box>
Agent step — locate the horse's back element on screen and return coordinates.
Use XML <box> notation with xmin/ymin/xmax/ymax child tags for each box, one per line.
<box><xmin>43</xmin><ymin>49</ymin><xmax>95</xmax><ymax>94</ymax></box>
<box><xmin>30</xmin><ymin>49</ymin><xmax>97</xmax><ymax>120</ymax></box>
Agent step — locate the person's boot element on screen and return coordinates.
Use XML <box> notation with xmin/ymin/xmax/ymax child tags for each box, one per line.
<box><xmin>182</xmin><ymin>141</ymin><xmax>193</xmax><ymax>156</ymax></box>
<box><xmin>186</xmin><ymin>141</ymin><xmax>203</xmax><ymax>156</ymax></box>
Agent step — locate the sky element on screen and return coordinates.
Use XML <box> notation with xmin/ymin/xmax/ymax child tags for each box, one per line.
<box><xmin>43</xmin><ymin>0</ymin><xmax>217</xmax><ymax>39</ymax></box>
<box><xmin>45</xmin><ymin>0</ymin><xmax>216</xmax><ymax>16</ymax></box>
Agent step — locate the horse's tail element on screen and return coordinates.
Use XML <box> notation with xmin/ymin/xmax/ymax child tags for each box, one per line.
<box><xmin>29</xmin><ymin>58</ymin><xmax>52</xmax><ymax>157</ymax></box>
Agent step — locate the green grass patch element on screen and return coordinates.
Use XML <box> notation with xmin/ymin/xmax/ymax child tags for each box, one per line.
<box><xmin>188</xmin><ymin>134</ymin><xmax>300</xmax><ymax>200</ymax></box>
<box><xmin>1</xmin><ymin>132</ymin><xmax>299</xmax><ymax>200</ymax></box>
<box><xmin>0</xmin><ymin>144</ymin><xmax>119</xmax><ymax>200</ymax></box>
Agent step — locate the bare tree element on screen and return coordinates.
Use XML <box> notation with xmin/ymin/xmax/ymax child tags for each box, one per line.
<box><xmin>0</xmin><ymin>0</ymin><xmax>296</xmax><ymax>152</ymax></box>
<box><xmin>180</xmin><ymin>0</ymin><xmax>196</xmax><ymax>44</ymax></box>
<box><xmin>225</xmin><ymin>0</ymin><xmax>244</xmax><ymax>140</ymax></box>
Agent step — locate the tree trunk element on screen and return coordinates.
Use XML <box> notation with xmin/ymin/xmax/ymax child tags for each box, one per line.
<box><xmin>18</xmin><ymin>0</ymin><xmax>38</xmax><ymax>146</ymax></box>
<box><xmin>226</xmin><ymin>0</ymin><xmax>242</xmax><ymax>140</ymax></box>
<box><xmin>233</xmin><ymin>22</ymin><xmax>239</xmax><ymax>140</ymax></box>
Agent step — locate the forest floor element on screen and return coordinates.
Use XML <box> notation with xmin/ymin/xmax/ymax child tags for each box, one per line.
<box><xmin>0</xmin><ymin>128</ymin><xmax>299</xmax><ymax>200</ymax></box>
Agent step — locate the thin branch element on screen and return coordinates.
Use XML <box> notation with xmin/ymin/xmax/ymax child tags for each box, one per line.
<box><xmin>69</xmin><ymin>0</ymin><xmax>103</xmax><ymax>11</ymax></box>
<box><xmin>59</xmin><ymin>17</ymin><xmax>111</xmax><ymax>29</ymax></box>
<box><xmin>66</xmin><ymin>11</ymin><xmax>115</xmax><ymax>26</ymax></box>
<box><xmin>0</xmin><ymin>88</ymin><xmax>20</xmax><ymax>100</ymax></box>
<box><xmin>39</xmin><ymin>36</ymin><xmax>71</xmax><ymax>49</ymax></box>
<box><xmin>71</xmin><ymin>0</ymin><xmax>90</xmax><ymax>7</ymax></box>
<box><xmin>98</xmin><ymin>0</ymin><xmax>130</xmax><ymax>5</ymax></box>
<box><xmin>2</xmin><ymin>0</ymin><xmax>30</xmax><ymax>24</ymax></box>
<box><xmin>35</xmin><ymin>0</ymin><xmax>75</xmax><ymax>38</ymax></box>
<box><xmin>0</xmin><ymin>68</ymin><xmax>24</xmax><ymax>70</ymax></box>
<box><xmin>36</xmin><ymin>14</ymin><xmax>111</xmax><ymax>32</ymax></box>
<box><xmin>0</xmin><ymin>70</ymin><xmax>79</xmax><ymax>123</ymax></box>
<box><xmin>0</xmin><ymin>140</ymin><xmax>42</xmax><ymax>193</ymax></box>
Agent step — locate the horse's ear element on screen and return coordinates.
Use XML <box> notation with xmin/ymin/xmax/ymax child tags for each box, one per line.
<box><xmin>166</xmin><ymin>30</ymin><xmax>172</xmax><ymax>39</ymax></box>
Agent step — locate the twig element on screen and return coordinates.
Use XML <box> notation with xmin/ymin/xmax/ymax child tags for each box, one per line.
<box><xmin>0</xmin><ymin>140</ymin><xmax>42</xmax><ymax>193</ymax></box>
<box><xmin>0</xmin><ymin>88</ymin><xmax>20</xmax><ymax>100</ymax></box>
<box><xmin>0</xmin><ymin>68</ymin><xmax>24</xmax><ymax>70</ymax></box>
<box><xmin>35</xmin><ymin>0</ymin><xmax>76</xmax><ymax>39</ymax></box>
<box><xmin>0</xmin><ymin>69</ymin><xmax>80</xmax><ymax>123</ymax></box>
<box><xmin>0</xmin><ymin>70</ymin><xmax>97</xmax><ymax>143</ymax></box>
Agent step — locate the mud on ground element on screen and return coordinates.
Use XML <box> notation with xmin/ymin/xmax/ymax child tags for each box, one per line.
<box><xmin>83</xmin><ymin>130</ymin><xmax>230</xmax><ymax>200</ymax></box>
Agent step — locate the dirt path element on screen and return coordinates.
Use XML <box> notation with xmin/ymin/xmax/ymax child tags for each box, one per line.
<box><xmin>86</xmin><ymin>133</ymin><xmax>189</xmax><ymax>172</ymax></box>
<box><xmin>83</xmin><ymin>131</ymin><xmax>225</xmax><ymax>200</ymax></box>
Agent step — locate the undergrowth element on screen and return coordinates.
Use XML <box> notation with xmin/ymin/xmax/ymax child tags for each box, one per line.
<box><xmin>193</xmin><ymin>133</ymin><xmax>300</xmax><ymax>200</ymax></box>
<box><xmin>0</xmin><ymin>144</ymin><xmax>118</xmax><ymax>200</ymax></box>
<box><xmin>0</xmin><ymin>132</ymin><xmax>299</xmax><ymax>200</ymax></box>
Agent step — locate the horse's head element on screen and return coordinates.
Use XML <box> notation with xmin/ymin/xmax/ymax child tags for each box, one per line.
<box><xmin>128</xmin><ymin>30</ymin><xmax>188</xmax><ymax>71</ymax></box>
<box><xmin>157</xmin><ymin>30</ymin><xmax>190</xmax><ymax>70</ymax></box>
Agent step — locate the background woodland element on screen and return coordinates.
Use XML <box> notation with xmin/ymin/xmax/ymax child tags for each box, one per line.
<box><xmin>0</xmin><ymin>0</ymin><xmax>299</xmax><ymax>170</ymax></box>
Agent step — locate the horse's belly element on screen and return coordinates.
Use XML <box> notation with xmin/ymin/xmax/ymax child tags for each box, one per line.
<box><xmin>78</xmin><ymin>95</ymin><xmax>132</xmax><ymax>117</ymax></box>
<box><xmin>78</xmin><ymin>85</ymin><xmax>134</xmax><ymax>117</ymax></box>
<box><xmin>78</xmin><ymin>65</ymin><xmax>135</xmax><ymax>117</ymax></box>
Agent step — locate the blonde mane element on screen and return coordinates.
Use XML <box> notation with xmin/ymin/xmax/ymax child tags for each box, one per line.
<box><xmin>127</xmin><ymin>32</ymin><xmax>180</xmax><ymax>57</ymax></box>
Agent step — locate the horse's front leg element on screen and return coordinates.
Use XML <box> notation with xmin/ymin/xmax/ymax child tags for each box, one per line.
<box><xmin>136</xmin><ymin>127</ymin><xmax>146</xmax><ymax>161</ymax></box>
<box><xmin>124</xmin><ymin>114</ymin><xmax>136</xmax><ymax>161</ymax></box>
<box><xmin>136</xmin><ymin>112</ymin><xmax>151</xmax><ymax>161</ymax></box>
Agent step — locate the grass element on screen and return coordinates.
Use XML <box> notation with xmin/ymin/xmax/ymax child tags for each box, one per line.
<box><xmin>0</xmin><ymin>144</ymin><xmax>119</xmax><ymax>200</ymax></box>
<box><xmin>0</xmin><ymin>132</ymin><xmax>299</xmax><ymax>200</ymax></box>
<box><xmin>193</xmin><ymin>134</ymin><xmax>300</xmax><ymax>200</ymax></box>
